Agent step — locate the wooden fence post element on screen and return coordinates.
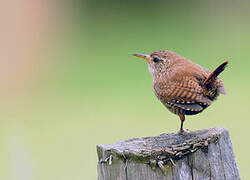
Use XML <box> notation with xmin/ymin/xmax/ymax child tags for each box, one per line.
<box><xmin>97</xmin><ymin>127</ymin><xmax>240</xmax><ymax>180</ymax></box>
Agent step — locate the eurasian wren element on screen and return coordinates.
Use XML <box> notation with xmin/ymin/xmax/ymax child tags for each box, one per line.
<box><xmin>134</xmin><ymin>50</ymin><xmax>228</xmax><ymax>133</ymax></box>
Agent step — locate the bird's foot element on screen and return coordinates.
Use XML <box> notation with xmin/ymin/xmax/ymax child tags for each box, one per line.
<box><xmin>178</xmin><ymin>129</ymin><xmax>190</xmax><ymax>135</ymax></box>
<box><xmin>178</xmin><ymin>129</ymin><xmax>185</xmax><ymax>134</ymax></box>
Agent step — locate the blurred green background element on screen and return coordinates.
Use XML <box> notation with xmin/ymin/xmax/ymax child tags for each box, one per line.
<box><xmin>1</xmin><ymin>0</ymin><xmax>250</xmax><ymax>179</ymax></box>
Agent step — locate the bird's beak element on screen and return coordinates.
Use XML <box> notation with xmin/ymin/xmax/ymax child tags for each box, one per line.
<box><xmin>133</xmin><ymin>53</ymin><xmax>152</xmax><ymax>63</ymax></box>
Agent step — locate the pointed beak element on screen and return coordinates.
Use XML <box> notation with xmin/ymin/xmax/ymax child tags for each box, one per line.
<box><xmin>133</xmin><ymin>53</ymin><xmax>151</xmax><ymax>63</ymax></box>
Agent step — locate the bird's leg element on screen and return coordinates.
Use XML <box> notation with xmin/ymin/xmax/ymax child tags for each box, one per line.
<box><xmin>178</xmin><ymin>114</ymin><xmax>185</xmax><ymax>134</ymax></box>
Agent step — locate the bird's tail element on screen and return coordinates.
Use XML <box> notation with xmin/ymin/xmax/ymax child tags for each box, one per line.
<box><xmin>203</xmin><ymin>60</ymin><xmax>228</xmax><ymax>96</ymax></box>
<box><xmin>204</xmin><ymin>61</ymin><xmax>229</xmax><ymax>86</ymax></box>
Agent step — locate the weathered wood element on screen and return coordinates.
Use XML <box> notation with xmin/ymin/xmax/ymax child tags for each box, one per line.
<box><xmin>97</xmin><ymin>127</ymin><xmax>240</xmax><ymax>180</ymax></box>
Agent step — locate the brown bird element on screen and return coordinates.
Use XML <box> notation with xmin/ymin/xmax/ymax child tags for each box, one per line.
<box><xmin>133</xmin><ymin>50</ymin><xmax>228</xmax><ymax>133</ymax></box>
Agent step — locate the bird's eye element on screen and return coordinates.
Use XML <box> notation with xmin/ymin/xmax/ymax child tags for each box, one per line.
<box><xmin>153</xmin><ymin>57</ymin><xmax>160</xmax><ymax>63</ymax></box>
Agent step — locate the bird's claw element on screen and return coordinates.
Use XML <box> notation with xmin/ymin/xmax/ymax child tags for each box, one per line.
<box><xmin>178</xmin><ymin>129</ymin><xmax>190</xmax><ymax>135</ymax></box>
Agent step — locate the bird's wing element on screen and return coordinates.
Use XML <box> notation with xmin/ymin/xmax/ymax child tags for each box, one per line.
<box><xmin>153</xmin><ymin>61</ymin><xmax>213</xmax><ymax>112</ymax></box>
<box><xmin>155</xmin><ymin>65</ymin><xmax>212</xmax><ymax>111</ymax></box>
<box><xmin>162</xmin><ymin>79</ymin><xmax>212</xmax><ymax>112</ymax></box>
<box><xmin>167</xmin><ymin>78</ymin><xmax>210</xmax><ymax>103</ymax></box>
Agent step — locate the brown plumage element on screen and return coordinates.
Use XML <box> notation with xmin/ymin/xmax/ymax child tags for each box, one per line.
<box><xmin>133</xmin><ymin>50</ymin><xmax>228</xmax><ymax>133</ymax></box>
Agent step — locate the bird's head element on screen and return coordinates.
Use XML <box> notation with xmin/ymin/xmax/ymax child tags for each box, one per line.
<box><xmin>133</xmin><ymin>50</ymin><xmax>179</xmax><ymax>78</ymax></box>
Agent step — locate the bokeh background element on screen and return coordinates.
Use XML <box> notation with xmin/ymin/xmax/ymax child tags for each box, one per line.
<box><xmin>1</xmin><ymin>0</ymin><xmax>250</xmax><ymax>179</ymax></box>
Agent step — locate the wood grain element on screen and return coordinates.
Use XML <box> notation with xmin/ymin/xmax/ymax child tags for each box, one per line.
<box><xmin>97</xmin><ymin>127</ymin><xmax>240</xmax><ymax>180</ymax></box>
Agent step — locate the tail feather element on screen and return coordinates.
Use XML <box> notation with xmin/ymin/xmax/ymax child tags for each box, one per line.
<box><xmin>204</xmin><ymin>60</ymin><xmax>229</xmax><ymax>86</ymax></box>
